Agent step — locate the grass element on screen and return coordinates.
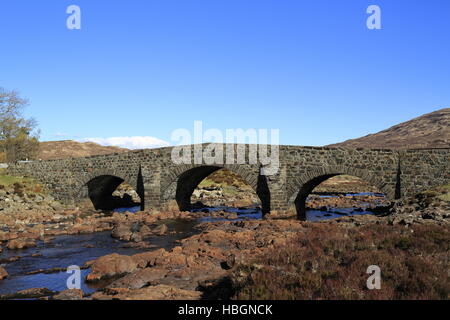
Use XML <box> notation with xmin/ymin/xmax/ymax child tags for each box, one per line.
<box><xmin>436</xmin><ymin>184</ymin><xmax>450</xmax><ymax>202</ymax></box>
<box><xmin>229</xmin><ymin>222</ymin><xmax>450</xmax><ymax>300</ymax></box>
<box><xmin>415</xmin><ymin>184</ymin><xmax>450</xmax><ymax>203</ymax></box>
<box><xmin>0</xmin><ymin>169</ymin><xmax>46</xmax><ymax>194</ymax></box>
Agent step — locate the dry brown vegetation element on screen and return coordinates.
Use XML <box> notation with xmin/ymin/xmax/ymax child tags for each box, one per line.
<box><xmin>38</xmin><ymin>140</ymin><xmax>128</xmax><ymax>160</ymax></box>
<box><xmin>199</xmin><ymin>168</ymin><xmax>252</xmax><ymax>190</ymax></box>
<box><xmin>328</xmin><ymin>108</ymin><xmax>450</xmax><ymax>149</ymax></box>
<box><xmin>231</xmin><ymin>222</ymin><xmax>450</xmax><ymax>300</ymax></box>
<box><xmin>313</xmin><ymin>175</ymin><xmax>380</xmax><ymax>193</ymax></box>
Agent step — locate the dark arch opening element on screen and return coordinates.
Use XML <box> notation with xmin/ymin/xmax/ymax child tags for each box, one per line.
<box><xmin>86</xmin><ymin>175</ymin><xmax>141</xmax><ymax>211</ymax></box>
<box><xmin>176</xmin><ymin>166</ymin><xmax>270</xmax><ymax>215</ymax></box>
<box><xmin>294</xmin><ymin>174</ymin><xmax>387</xmax><ymax>221</ymax></box>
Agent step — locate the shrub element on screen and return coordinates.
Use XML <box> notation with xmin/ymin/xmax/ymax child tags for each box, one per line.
<box><xmin>230</xmin><ymin>223</ymin><xmax>450</xmax><ymax>300</ymax></box>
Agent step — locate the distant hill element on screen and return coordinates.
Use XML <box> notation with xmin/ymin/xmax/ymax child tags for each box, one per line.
<box><xmin>328</xmin><ymin>108</ymin><xmax>450</xmax><ymax>149</ymax></box>
<box><xmin>38</xmin><ymin>140</ymin><xmax>129</xmax><ymax>160</ymax></box>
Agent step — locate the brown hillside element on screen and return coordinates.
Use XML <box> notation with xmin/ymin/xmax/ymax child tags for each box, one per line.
<box><xmin>38</xmin><ymin>140</ymin><xmax>129</xmax><ymax>160</ymax></box>
<box><xmin>328</xmin><ymin>108</ymin><xmax>450</xmax><ymax>149</ymax></box>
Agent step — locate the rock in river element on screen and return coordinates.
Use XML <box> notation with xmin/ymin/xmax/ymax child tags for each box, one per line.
<box><xmin>85</xmin><ymin>253</ymin><xmax>138</xmax><ymax>282</ymax></box>
<box><xmin>7</xmin><ymin>238</ymin><xmax>37</xmax><ymax>250</ymax></box>
<box><xmin>0</xmin><ymin>267</ymin><xmax>8</xmax><ymax>280</ymax></box>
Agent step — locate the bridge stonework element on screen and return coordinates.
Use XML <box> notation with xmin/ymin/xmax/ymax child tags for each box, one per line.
<box><xmin>6</xmin><ymin>145</ymin><xmax>449</xmax><ymax>220</ymax></box>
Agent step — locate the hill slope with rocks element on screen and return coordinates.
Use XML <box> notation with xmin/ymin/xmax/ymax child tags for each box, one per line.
<box><xmin>328</xmin><ymin>108</ymin><xmax>450</xmax><ymax>149</ymax></box>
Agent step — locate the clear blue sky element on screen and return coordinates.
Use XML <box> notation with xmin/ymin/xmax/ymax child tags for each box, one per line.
<box><xmin>1</xmin><ymin>0</ymin><xmax>449</xmax><ymax>148</ymax></box>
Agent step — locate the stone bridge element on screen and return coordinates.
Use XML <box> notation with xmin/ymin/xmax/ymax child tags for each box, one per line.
<box><xmin>6</xmin><ymin>144</ymin><xmax>450</xmax><ymax>220</ymax></box>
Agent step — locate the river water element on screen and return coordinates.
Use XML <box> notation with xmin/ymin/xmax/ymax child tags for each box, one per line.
<box><xmin>0</xmin><ymin>193</ymin><xmax>383</xmax><ymax>297</ymax></box>
<box><xmin>0</xmin><ymin>220</ymin><xmax>198</xmax><ymax>296</ymax></box>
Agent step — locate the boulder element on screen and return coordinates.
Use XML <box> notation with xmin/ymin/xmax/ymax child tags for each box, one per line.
<box><xmin>108</xmin><ymin>268</ymin><xmax>168</xmax><ymax>289</ymax></box>
<box><xmin>153</xmin><ymin>224</ymin><xmax>168</xmax><ymax>236</ymax></box>
<box><xmin>131</xmin><ymin>249</ymin><xmax>167</xmax><ymax>268</ymax></box>
<box><xmin>86</xmin><ymin>253</ymin><xmax>138</xmax><ymax>282</ymax></box>
<box><xmin>130</xmin><ymin>233</ymin><xmax>143</xmax><ymax>243</ymax></box>
<box><xmin>53</xmin><ymin>289</ymin><xmax>84</xmax><ymax>300</ymax></box>
<box><xmin>0</xmin><ymin>231</ymin><xmax>18</xmax><ymax>242</ymax></box>
<box><xmin>138</xmin><ymin>224</ymin><xmax>152</xmax><ymax>237</ymax></box>
<box><xmin>130</xmin><ymin>248</ymin><xmax>187</xmax><ymax>269</ymax></box>
<box><xmin>154</xmin><ymin>251</ymin><xmax>187</xmax><ymax>268</ymax></box>
<box><xmin>0</xmin><ymin>288</ymin><xmax>55</xmax><ymax>300</ymax></box>
<box><xmin>72</xmin><ymin>224</ymin><xmax>96</xmax><ymax>234</ymax></box>
<box><xmin>7</xmin><ymin>238</ymin><xmax>37</xmax><ymax>250</ymax></box>
<box><xmin>0</xmin><ymin>267</ymin><xmax>8</xmax><ymax>280</ymax></box>
<box><xmin>111</xmin><ymin>224</ymin><xmax>133</xmax><ymax>241</ymax></box>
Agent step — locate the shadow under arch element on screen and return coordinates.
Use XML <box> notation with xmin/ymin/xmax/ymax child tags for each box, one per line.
<box><xmin>175</xmin><ymin>165</ymin><xmax>271</xmax><ymax>215</ymax></box>
<box><xmin>291</xmin><ymin>168</ymin><xmax>392</xmax><ymax>221</ymax></box>
<box><xmin>81</xmin><ymin>174</ymin><xmax>142</xmax><ymax>211</ymax></box>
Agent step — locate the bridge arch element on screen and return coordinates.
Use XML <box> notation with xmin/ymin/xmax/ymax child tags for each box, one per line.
<box><xmin>287</xmin><ymin>166</ymin><xmax>395</xmax><ymax>220</ymax></box>
<box><xmin>73</xmin><ymin>169</ymin><xmax>142</xmax><ymax>210</ymax></box>
<box><xmin>162</xmin><ymin>164</ymin><xmax>270</xmax><ymax>214</ymax></box>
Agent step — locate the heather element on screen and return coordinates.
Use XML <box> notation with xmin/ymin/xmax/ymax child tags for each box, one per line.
<box><xmin>231</xmin><ymin>222</ymin><xmax>450</xmax><ymax>300</ymax></box>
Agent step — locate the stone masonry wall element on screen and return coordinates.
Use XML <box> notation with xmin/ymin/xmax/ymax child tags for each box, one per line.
<box><xmin>6</xmin><ymin>145</ymin><xmax>449</xmax><ymax>215</ymax></box>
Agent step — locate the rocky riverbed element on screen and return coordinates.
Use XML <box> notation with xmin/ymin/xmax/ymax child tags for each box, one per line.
<box><xmin>0</xmin><ymin>182</ymin><xmax>449</xmax><ymax>300</ymax></box>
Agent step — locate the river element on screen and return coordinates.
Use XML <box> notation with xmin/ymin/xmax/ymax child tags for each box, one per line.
<box><xmin>0</xmin><ymin>193</ymin><xmax>383</xmax><ymax>297</ymax></box>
